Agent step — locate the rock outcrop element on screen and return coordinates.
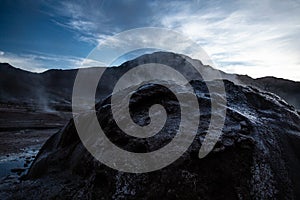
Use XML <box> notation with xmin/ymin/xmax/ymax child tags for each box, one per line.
<box><xmin>1</xmin><ymin>78</ymin><xmax>299</xmax><ymax>199</ymax></box>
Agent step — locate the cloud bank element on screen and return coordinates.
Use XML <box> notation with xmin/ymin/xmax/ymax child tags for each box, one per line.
<box><xmin>1</xmin><ymin>0</ymin><xmax>299</xmax><ymax>80</ymax></box>
<box><xmin>0</xmin><ymin>51</ymin><xmax>104</xmax><ymax>72</ymax></box>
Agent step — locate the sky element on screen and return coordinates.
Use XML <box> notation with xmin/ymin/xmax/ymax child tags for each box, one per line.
<box><xmin>0</xmin><ymin>0</ymin><xmax>299</xmax><ymax>81</ymax></box>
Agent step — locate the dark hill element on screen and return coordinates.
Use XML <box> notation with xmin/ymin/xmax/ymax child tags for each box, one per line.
<box><xmin>1</xmin><ymin>52</ymin><xmax>299</xmax><ymax>109</ymax></box>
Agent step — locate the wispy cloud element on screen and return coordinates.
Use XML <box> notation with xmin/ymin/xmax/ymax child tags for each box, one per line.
<box><xmin>0</xmin><ymin>51</ymin><xmax>105</xmax><ymax>72</ymax></box>
<box><xmin>0</xmin><ymin>51</ymin><xmax>49</xmax><ymax>72</ymax></box>
<box><xmin>45</xmin><ymin>0</ymin><xmax>116</xmax><ymax>45</ymax></box>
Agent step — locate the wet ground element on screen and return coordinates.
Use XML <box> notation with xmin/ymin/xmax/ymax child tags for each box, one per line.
<box><xmin>0</xmin><ymin>103</ymin><xmax>71</xmax><ymax>183</ymax></box>
<box><xmin>0</xmin><ymin>129</ymin><xmax>58</xmax><ymax>179</ymax></box>
<box><xmin>0</xmin><ymin>146</ymin><xmax>39</xmax><ymax>178</ymax></box>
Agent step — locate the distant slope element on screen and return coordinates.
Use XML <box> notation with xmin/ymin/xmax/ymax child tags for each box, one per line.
<box><xmin>238</xmin><ymin>75</ymin><xmax>300</xmax><ymax>109</ymax></box>
<box><xmin>0</xmin><ymin>63</ymin><xmax>41</xmax><ymax>103</ymax></box>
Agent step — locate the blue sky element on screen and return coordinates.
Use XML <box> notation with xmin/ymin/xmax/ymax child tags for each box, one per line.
<box><xmin>0</xmin><ymin>0</ymin><xmax>300</xmax><ymax>80</ymax></box>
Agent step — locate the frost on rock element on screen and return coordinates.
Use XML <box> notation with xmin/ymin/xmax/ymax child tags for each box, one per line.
<box><xmin>250</xmin><ymin>158</ymin><xmax>277</xmax><ymax>199</ymax></box>
<box><xmin>113</xmin><ymin>173</ymin><xmax>137</xmax><ymax>200</ymax></box>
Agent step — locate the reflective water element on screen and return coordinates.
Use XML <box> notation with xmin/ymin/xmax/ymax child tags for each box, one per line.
<box><xmin>0</xmin><ymin>147</ymin><xmax>39</xmax><ymax>178</ymax></box>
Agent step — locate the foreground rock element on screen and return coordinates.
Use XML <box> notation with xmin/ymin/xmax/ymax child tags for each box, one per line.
<box><xmin>0</xmin><ymin>78</ymin><xmax>299</xmax><ymax>200</ymax></box>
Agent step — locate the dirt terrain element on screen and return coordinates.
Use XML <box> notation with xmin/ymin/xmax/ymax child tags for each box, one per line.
<box><xmin>0</xmin><ymin>102</ymin><xmax>71</xmax><ymax>179</ymax></box>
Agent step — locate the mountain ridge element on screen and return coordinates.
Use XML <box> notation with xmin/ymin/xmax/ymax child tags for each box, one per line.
<box><xmin>1</xmin><ymin>52</ymin><xmax>299</xmax><ymax>109</ymax></box>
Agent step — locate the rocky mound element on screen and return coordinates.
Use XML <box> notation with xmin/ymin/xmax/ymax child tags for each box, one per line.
<box><xmin>1</xmin><ymin>77</ymin><xmax>299</xmax><ymax>199</ymax></box>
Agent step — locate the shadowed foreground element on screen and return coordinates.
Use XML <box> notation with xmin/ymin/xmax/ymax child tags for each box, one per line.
<box><xmin>1</xmin><ymin>79</ymin><xmax>299</xmax><ymax>199</ymax></box>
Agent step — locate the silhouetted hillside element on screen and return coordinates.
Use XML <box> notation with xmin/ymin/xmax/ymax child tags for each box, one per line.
<box><xmin>1</xmin><ymin>52</ymin><xmax>299</xmax><ymax>110</ymax></box>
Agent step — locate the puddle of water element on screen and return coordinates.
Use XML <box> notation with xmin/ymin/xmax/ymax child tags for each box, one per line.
<box><xmin>0</xmin><ymin>160</ymin><xmax>24</xmax><ymax>178</ymax></box>
<box><xmin>0</xmin><ymin>147</ymin><xmax>40</xmax><ymax>178</ymax></box>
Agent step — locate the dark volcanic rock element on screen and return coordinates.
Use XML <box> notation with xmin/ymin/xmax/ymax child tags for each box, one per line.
<box><xmin>1</xmin><ymin>78</ymin><xmax>299</xmax><ymax>200</ymax></box>
<box><xmin>10</xmin><ymin>168</ymin><xmax>26</xmax><ymax>173</ymax></box>
<box><xmin>238</xmin><ymin>75</ymin><xmax>300</xmax><ymax>109</ymax></box>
